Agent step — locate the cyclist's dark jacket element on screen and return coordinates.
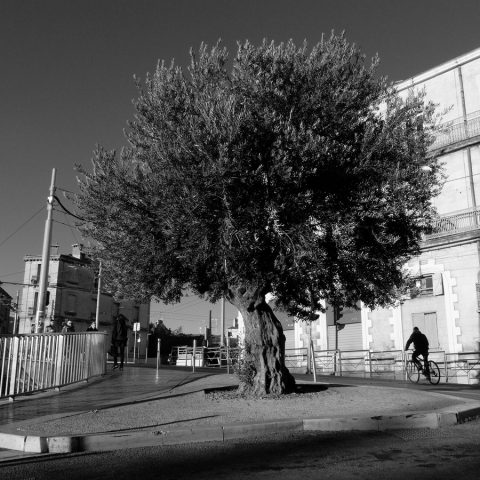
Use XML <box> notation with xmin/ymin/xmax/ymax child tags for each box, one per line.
<box><xmin>405</xmin><ymin>331</ymin><xmax>429</xmax><ymax>353</ymax></box>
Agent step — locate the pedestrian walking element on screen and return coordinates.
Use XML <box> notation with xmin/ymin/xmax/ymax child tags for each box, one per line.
<box><xmin>111</xmin><ymin>314</ymin><xmax>128</xmax><ymax>370</ymax></box>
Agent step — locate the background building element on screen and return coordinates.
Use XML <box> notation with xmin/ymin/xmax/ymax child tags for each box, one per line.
<box><xmin>295</xmin><ymin>46</ymin><xmax>480</xmax><ymax>357</ymax></box>
<box><xmin>0</xmin><ymin>286</ymin><xmax>12</xmax><ymax>334</ymax></box>
<box><xmin>19</xmin><ymin>243</ymin><xmax>150</xmax><ymax>355</ymax></box>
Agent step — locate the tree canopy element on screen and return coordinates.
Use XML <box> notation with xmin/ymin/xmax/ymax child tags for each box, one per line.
<box><xmin>75</xmin><ymin>34</ymin><xmax>442</xmax><ymax>393</ymax></box>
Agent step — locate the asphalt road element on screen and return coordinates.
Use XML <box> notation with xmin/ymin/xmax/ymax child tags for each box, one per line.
<box><xmin>1</xmin><ymin>418</ymin><xmax>479</xmax><ymax>479</ymax></box>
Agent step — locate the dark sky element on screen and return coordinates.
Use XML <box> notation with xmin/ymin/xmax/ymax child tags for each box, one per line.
<box><xmin>1</xmin><ymin>0</ymin><xmax>480</xmax><ymax>330</ymax></box>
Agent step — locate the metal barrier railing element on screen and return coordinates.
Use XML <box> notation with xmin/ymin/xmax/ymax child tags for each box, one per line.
<box><xmin>168</xmin><ymin>344</ymin><xmax>478</xmax><ymax>384</ymax></box>
<box><xmin>337</xmin><ymin>349</ymin><xmax>370</xmax><ymax>377</ymax></box>
<box><xmin>427</xmin><ymin>208</ymin><xmax>480</xmax><ymax>239</ymax></box>
<box><xmin>310</xmin><ymin>348</ymin><xmax>335</xmax><ymax>375</ymax></box>
<box><xmin>0</xmin><ymin>332</ymin><xmax>108</xmax><ymax>400</ymax></box>
<box><xmin>430</xmin><ymin>112</ymin><xmax>480</xmax><ymax>151</ymax></box>
<box><xmin>284</xmin><ymin>348</ymin><xmax>308</xmax><ymax>373</ymax></box>
<box><xmin>367</xmin><ymin>349</ymin><xmax>405</xmax><ymax>379</ymax></box>
<box><xmin>308</xmin><ymin>348</ymin><xmax>450</xmax><ymax>382</ymax></box>
<box><xmin>170</xmin><ymin>345</ymin><xmax>241</xmax><ymax>368</ymax></box>
<box><xmin>444</xmin><ymin>351</ymin><xmax>480</xmax><ymax>384</ymax></box>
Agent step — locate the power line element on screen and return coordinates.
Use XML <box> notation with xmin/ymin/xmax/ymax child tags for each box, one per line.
<box><xmin>52</xmin><ymin>214</ymin><xmax>82</xmax><ymax>244</ymax></box>
<box><xmin>0</xmin><ymin>270</ymin><xmax>25</xmax><ymax>278</ymax></box>
<box><xmin>57</xmin><ymin>186</ymin><xmax>76</xmax><ymax>195</ymax></box>
<box><xmin>157</xmin><ymin>297</ymin><xmax>213</xmax><ymax>313</ymax></box>
<box><xmin>61</xmin><ymin>209</ymin><xmax>81</xmax><ymax>244</ymax></box>
<box><xmin>0</xmin><ymin>206</ymin><xmax>44</xmax><ymax>248</ymax></box>
<box><xmin>0</xmin><ymin>281</ymin><xmax>32</xmax><ymax>287</ymax></box>
<box><xmin>53</xmin><ymin>195</ymin><xmax>83</xmax><ymax>221</ymax></box>
<box><xmin>53</xmin><ymin>218</ymin><xmax>75</xmax><ymax>227</ymax></box>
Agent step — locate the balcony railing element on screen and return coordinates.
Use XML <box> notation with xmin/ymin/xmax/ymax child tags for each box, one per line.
<box><xmin>431</xmin><ymin>111</ymin><xmax>480</xmax><ymax>151</ymax></box>
<box><xmin>426</xmin><ymin>208</ymin><xmax>480</xmax><ymax>239</ymax></box>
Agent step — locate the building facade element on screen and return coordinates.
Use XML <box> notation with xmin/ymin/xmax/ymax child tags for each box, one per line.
<box><xmin>295</xmin><ymin>47</ymin><xmax>480</xmax><ymax>358</ymax></box>
<box><xmin>0</xmin><ymin>286</ymin><xmax>12</xmax><ymax>334</ymax></box>
<box><xmin>19</xmin><ymin>244</ymin><xmax>150</xmax><ymax>354</ymax></box>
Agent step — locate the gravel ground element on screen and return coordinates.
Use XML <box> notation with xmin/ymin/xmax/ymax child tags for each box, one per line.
<box><xmin>12</xmin><ymin>380</ymin><xmax>464</xmax><ymax>437</ymax></box>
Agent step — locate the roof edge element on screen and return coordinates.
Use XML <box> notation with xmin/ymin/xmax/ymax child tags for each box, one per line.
<box><xmin>395</xmin><ymin>45</ymin><xmax>480</xmax><ymax>91</ymax></box>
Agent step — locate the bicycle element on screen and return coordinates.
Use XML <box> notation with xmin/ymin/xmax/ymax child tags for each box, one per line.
<box><xmin>405</xmin><ymin>354</ymin><xmax>441</xmax><ymax>385</ymax></box>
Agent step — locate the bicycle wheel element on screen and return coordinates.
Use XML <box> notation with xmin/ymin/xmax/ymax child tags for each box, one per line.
<box><xmin>427</xmin><ymin>360</ymin><xmax>441</xmax><ymax>385</ymax></box>
<box><xmin>406</xmin><ymin>361</ymin><xmax>420</xmax><ymax>383</ymax></box>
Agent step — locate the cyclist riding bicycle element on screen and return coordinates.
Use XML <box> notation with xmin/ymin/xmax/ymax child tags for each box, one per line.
<box><xmin>405</xmin><ymin>326</ymin><xmax>430</xmax><ymax>377</ymax></box>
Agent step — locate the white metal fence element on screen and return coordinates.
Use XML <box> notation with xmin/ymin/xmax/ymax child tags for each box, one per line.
<box><xmin>305</xmin><ymin>348</ymin><xmax>480</xmax><ymax>384</ymax></box>
<box><xmin>1</xmin><ymin>332</ymin><xmax>108</xmax><ymax>400</ymax></box>
<box><xmin>170</xmin><ymin>345</ymin><xmax>241</xmax><ymax>368</ymax></box>
<box><xmin>168</xmin><ymin>344</ymin><xmax>480</xmax><ymax>384</ymax></box>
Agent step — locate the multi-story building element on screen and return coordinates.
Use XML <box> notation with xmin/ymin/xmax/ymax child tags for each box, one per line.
<box><xmin>19</xmin><ymin>244</ymin><xmax>150</xmax><ymax>354</ymax></box>
<box><xmin>0</xmin><ymin>286</ymin><xmax>12</xmax><ymax>334</ymax></box>
<box><xmin>294</xmin><ymin>46</ymin><xmax>480</xmax><ymax>360</ymax></box>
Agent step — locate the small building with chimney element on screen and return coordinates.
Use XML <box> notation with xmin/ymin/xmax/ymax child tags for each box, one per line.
<box><xmin>19</xmin><ymin>244</ymin><xmax>150</xmax><ymax>354</ymax></box>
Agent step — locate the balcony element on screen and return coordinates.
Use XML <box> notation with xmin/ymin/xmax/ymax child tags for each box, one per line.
<box><xmin>431</xmin><ymin>111</ymin><xmax>480</xmax><ymax>152</ymax></box>
<box><xmin>425</xmin><ymin>208</ymin><xmax>480</xmax><ymax>240</ymax></box>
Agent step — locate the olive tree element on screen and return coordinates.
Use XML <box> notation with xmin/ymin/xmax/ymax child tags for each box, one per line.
<box><xmin>75</xmin><ymin>34</ymin><xmax>441</xmax><ymax>395</ymax></box>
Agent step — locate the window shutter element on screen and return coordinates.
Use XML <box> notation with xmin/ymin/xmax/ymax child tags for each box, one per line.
<box><xmin>476</xmin><ymin>283</ymin><xmax>480</xmax><ymax>312</ymax></box>
<box><xmin>433</xmin><ymin>273</ymin><xmax>444</xmax><ymax>296</ymax></box>
<box><xmin>411</xmin><ymin>313</ymin><xmax>425</xmax><ymax>331</ymax></box>
<box><xmin>411</xmin><ymin>312</ymin><xmax>440</xmax><ymax>349</ymax></box>
<box><xmin>424</xmin><ymin>312</ymin><xmax>440</xmax><ymax>349</ymax></box>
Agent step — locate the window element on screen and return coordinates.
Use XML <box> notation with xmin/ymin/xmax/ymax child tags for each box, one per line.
<box><xmin>33</xmin><ymin>291</ymin><xmax>39</xmax><ymax>315</ymax></box>
<box><xmin>411</xmin><ymin>312</ymin><xmax>440</xmax><ymax>349</ymax></box>
<box><xmin>416</xmin><ymin>276</ymin><xmax>433</xmax><ymax>296</ymax></box>
<box><xmin>65</xmin><ymin>294</ymin><xmax>77</xmax><ymax>316</ymax></box>
<box><xmin>411</xmin><ymin>273</ymin><xmax>443</xmax><ymax>298</ymax></box>
<box><xmin>31</xmin><ymin>263</ymin><xmax>41</xmax><ymax>284</ymax></box>
<box><xmin>65</xmin><ymin>265</ymin><xmax>79</xmax><ymax>284</ymax></box>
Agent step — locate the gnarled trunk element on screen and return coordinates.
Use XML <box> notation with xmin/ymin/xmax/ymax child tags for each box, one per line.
<box><xmin>229</xmin><ymin>286</ymin><xmax>296</xmax><ymax>395</ymax></box>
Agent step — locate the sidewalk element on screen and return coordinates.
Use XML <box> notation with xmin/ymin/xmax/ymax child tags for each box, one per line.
<box><xmin>1</xmin><ymin>365</ymin><xmax>480</xmax><ymax>458</ymax></box>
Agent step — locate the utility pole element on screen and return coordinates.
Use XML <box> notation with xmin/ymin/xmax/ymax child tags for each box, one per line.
<box><xmin>95</xmin><ymin>262</ymin><xmax>102</xmax><ymax>329</ymax></box>
<box><xmin>35</xmin><ymin>168</ymin><xmax>56</xmax><ymax>333</ymax></box>
<box><xmin>220</xmin><ymin>257</ymin><xmax>227</xmax><ymax>346</ymax></box>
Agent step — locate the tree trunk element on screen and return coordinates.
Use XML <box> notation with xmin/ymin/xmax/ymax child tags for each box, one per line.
<box><xmin>229</xmin><ymin>286</ymin><xmax>296</xmax><ymax>396</ymax></box>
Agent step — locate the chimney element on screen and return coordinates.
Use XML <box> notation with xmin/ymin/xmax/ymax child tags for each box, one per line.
<box><xmin>50</xmin><ymin>244</ymin><xmax>59</xmax><ymax>256</ymax></box>
<box><xmin>72</xmin><ymin>243</ymin><xmax>84</xmax><ymax>259</ymax></box>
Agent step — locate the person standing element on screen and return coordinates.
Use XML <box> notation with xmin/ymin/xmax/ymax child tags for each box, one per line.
<box><xmin>87</xmin><ymin>320</ymin><xmax>98</xmax><ymax>332</ymax></box>
<box><xmin>62</xmin><ymin>319</ymin><xmax>75</xmax><ymax>333</ymax></box>
<box><xmin>111</xmin><ymin>314</ymin><xmax>128</xmax><ymax>370</ymax></box>
<box><xmin>405</xmin><ymin>326</ymin><xmax>430</xmax><ymax>376</ymax></box>
<box><xmin>45</xmin><ymin>321</ymin><xmax>55</xmax><ymax>333</ymax></box>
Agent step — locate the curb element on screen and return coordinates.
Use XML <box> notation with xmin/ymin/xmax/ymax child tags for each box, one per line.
<box><xmin>1</xmin><ymin>403</ymin><xmax>480</xmax><ymax>455</ymax></box>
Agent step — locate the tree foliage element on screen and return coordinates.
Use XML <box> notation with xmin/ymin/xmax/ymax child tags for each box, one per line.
<box><xmin>75</xmin><ymin>34</ymin><xmax>442</xmax><ymax>393</ymax></box>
